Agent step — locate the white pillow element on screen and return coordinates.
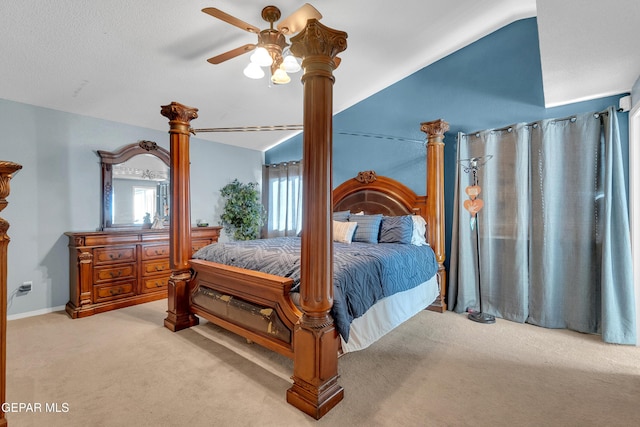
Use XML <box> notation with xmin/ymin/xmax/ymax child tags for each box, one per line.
<box><xmin>410</xmin><ymin>215</ymin><xmax>428</xmax><ymax>246</ymax></box>
<box><xmin>333</xmin><ymin>220</ymin><xmax>357</xmax><ymax>244</ymax></box>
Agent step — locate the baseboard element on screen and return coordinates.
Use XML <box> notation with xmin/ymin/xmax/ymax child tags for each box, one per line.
<box><xmin>7</xmin><ymin>305</ymin><xmax>66</xmax><ymax>321</ymax></box>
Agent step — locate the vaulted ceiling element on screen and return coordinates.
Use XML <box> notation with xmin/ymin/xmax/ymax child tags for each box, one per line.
<box><xmin>1</xmin><ymin>1</ymin><xmax>638</xmax><ymax>151</ymax></box>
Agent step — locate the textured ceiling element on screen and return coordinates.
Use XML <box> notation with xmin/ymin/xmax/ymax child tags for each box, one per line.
<box><xmin>537</xmin><ymin>0</ymin><xmax>640</xmax><ymax>107</ymax></box>
<box><xmin>1</xmin><ymin>1</ymin><xmax>637</xmax><ymax>151</ymax></box>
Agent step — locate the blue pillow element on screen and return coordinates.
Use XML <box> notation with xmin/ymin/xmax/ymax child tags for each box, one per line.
<box><xmin>352</xmin><ymin>214</ymin><xmax>383</xmax><ymax>244</ymax></box>
<box><xmin>379</xmin><ymin>215</ymin><xmax>413</xmax><ymax>244</ymax></box>
<box><xmin>333</xmin><ymin>210</ymin><xmax>351</xmax><ymax>222</ymax></box>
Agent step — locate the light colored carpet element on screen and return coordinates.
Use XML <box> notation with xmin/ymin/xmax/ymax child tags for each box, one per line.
<box><xmin>5</xmin><ymin>300</ymin><xmax>640</xmax><ymax>426</ymax></box>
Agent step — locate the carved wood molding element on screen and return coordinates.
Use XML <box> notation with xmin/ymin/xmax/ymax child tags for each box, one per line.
<box><xmin>290</xmin><ymin>19</ymin><xmax>347</xmax><ymax>59</ymax></box>
<box><xmin>355</xmin><ymin>170</ymin><xmax>377</xmax><ymax>184</ymax></box>
<box><xmin>0</xmin><ymin>161</ymin><xmax>22</xmax><ymax>213</ymax></box>
<box><xmin>160</xmin><ymin>102</ymin><xmax>198</xmax><ymax>134</ymax></box>
<box><xmin>138</xmin><ymin>140</ymin><xmax>159</xmax><ymax>151</ymax></box>
<box><xmin>420</xmin><ymin>119</ymin><xmax>450</xmax><ymax>142</ymax></box>
<box><xmin>97</xmin><ymin>141</ymin><xmax>170</xmax><ymax>166</ymax></box>
<box><xmin>290</xmin><ymin>19</ymin><xmax>347</xmax><ymax>77</ymax></box>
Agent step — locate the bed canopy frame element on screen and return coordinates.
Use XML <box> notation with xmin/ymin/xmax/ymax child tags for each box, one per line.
<box><xmin>160</xmin><ymin>18</ymin><xmax>447</xmax><ymax>419</ymax></box>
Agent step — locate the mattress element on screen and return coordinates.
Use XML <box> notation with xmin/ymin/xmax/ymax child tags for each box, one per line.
<box><xmin>193</xmin><ymin>237</ymin><xmax>439</xmax><ymax>342</ymax></box>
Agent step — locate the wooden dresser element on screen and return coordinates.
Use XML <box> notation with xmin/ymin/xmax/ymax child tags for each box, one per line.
<box><xmin>65</xmin><ymin>226</ymin><xmax>221</xmax><ymax>318</ymax></box>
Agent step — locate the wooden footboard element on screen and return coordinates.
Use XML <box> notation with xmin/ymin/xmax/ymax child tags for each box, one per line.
<box><xmin>189</xmin><ymin>259</ymin><xmax>302</xmax><ymax>359</ymax></box>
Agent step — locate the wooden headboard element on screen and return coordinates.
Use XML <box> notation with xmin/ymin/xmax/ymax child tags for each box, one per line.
<box><xmin>332</xmin><ymin>164</ymin><xmax>446</xmax><ymax>315</ymax></box>
<box><xmin>333</xmin><ymin>171</ymin><xmax>429</xmax><ymax>238</ymax></box>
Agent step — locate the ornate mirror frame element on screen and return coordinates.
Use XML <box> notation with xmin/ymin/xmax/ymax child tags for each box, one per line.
<box><xmin>98</xmin><ymin>140</ymin><xmax>170</xmax><ymax>231</ymax></box>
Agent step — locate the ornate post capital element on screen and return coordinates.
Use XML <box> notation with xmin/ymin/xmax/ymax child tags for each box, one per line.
<box><xmin>420</xmin><ymin>119</ymin><xmax>450</xmax><ymax>143</ymax></box>
<box><xmin>0</xmin><ymin>161</ymin><xmax>22</xmax><ymax>213</ymax></box>
<box><xmin>290</xmin><ymin>19</ymin><xmax>347</xmax><ymax>74</ymax></box>
<box><xmin>161</xmin><ymin>102</ymin><xmax>198</xmax><ymax>135</ymax></box>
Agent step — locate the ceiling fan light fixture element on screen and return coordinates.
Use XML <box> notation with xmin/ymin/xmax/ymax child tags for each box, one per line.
<box><xmin>250</xmin><ymin>47</ymin><xmax>273</xmax><ymax>67</ymax></box>
<box><xmin>282</xmin><ymin>54</ymin><xmax>301</xmax><ymax>73</ymax></box>
<box><xmin>271</xmin><ymin>65</ymin><xmax>291</xmax><ymax>85</ymax></box>
<box><xmin>243</xmin><ymin>62</ymin><xmax>265</xmax><ymax>79</ymax></box>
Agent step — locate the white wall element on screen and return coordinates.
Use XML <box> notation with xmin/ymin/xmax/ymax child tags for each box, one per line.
<box><xmin>0</xmin><ymin>98</ymin><xmax>263</xmax><ymax>318</ymax></box>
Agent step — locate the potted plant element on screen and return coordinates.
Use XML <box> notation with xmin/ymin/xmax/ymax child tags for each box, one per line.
<box><xmin>219</xmin><ymin>179</ymin><xmax>266</xmax><ymax>240</ymax></box>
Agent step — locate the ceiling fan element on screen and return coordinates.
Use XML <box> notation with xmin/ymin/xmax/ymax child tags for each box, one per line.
<box><xmin>202</xmin><ymin>3</ymin><xmax>322</xmax><ymax>84</ymax></box>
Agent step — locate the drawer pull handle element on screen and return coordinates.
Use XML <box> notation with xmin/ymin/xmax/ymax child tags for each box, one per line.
<box><xmin>109</xmin><ymin>253</ymin><xmax>123</xmax><ymax>260</ymax></box>
<box><xmin>109</xmin><ymin>270</ymin><xmax>123</xmax><ymax>278</ymax></box>
<box><xmin>155</xmin><ymin>249</ymin><xmax>166</xmax><ymax>255</ymax></box>
<box><xmin>156</xmin><ymin>281</ymin><xmax>164</xmax><ymax>287</ymax></box>
<box><xmin>155</xmin><ymin>265</ymin><xmax>165</xmax><ymax>271</ymax></box>
<box><xmin>109</xmin><ymin>287</ymin><xmax>124</xmax><ymax>296</ymax></box>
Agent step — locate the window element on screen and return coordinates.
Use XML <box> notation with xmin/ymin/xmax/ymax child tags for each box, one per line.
<box><xmin>262</xmin><ymin>161</ymin><xmax>302</xmax><ymax>237</ymax></box>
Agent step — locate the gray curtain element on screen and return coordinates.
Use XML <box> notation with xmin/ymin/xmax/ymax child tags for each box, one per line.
<box><xmin>449</xmin><ymin>107</ymin><xmax>636</xmax><ymax>344</ymax></box>
<box><xmin>262</xmin><ymin>161</ymin><xmax>303</xmax><ymax>238</ymax></box>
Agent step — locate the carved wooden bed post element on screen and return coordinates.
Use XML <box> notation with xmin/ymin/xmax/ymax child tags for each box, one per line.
<box><xmin>161</xmin><ymin>102</ymin><xmax>200</xmax><ymax>332</ymax></box>
<box><xmin>421</xmin><ymin>119</ymin><xmax>449</xmax><ymax>312</ymax></box>
<box><xmin>286</xmin><ymin>20</ymin><xmax>347</xmax><ymax>419</ymax></box>
<box><xmin>1</xmin><ymin>160</ymin><xmax>22</xmax><ymax>427</ymax></box>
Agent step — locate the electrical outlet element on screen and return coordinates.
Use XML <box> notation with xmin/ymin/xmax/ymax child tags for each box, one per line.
<box><xmin>18</xmin><ymin>281</ymin><xmax>32</xmax><ymax>292</ymax></box>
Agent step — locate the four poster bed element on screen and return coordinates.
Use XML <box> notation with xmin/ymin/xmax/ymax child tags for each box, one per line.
<box><xmin>160</xmin><ymin>18</ymin><xmax>448</xmax><ymax>420</ymax></box>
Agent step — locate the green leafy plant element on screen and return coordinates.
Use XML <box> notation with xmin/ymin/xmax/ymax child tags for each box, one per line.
<box><xmin>219</xmin><ymin>179</ymin><xmax>266</xmax><ymax>240</ymax></box>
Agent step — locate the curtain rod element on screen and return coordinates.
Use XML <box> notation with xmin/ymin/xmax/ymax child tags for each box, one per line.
<box><xmin>462</xmin><ymin>108</ymin><xmax>614</xmax><ymax>138</ymax></box>
<box><xmin>192</xmin><ymin>125</ymin><xmax>304</xmax><ymax>133</ymax></box>
<box><xmin>191</xmin><ymin>126</ymin><xmax>424</xmax><ymax>144</ymax></box>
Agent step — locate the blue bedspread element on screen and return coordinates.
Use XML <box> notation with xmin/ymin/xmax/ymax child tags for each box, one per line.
<box><xmin>192</xmin><ymin>237</ymin><xmax>438</xmax><ymax>341</ymax></box>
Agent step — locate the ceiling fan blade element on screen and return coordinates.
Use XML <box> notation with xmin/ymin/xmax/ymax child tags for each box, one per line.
<box><xmin>277</xmin><ymin>3</ymin><xmax>322</xmax><ymax>34</ymax></box>
<box><xmin>207</xmin><ymin>44</ymin><xmax>256</xmax><ymax>64</ymax></box>
<box><xmin>202</xmin><ymin>8</ymin><xmax>260</xmax><ymax>34</ymax></box>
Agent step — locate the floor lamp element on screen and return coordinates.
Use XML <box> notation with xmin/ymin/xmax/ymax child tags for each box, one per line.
<box><xmin>460</xmin><ymin>155</ymin><xmax>495</xmax><ymax>324</ymax></box>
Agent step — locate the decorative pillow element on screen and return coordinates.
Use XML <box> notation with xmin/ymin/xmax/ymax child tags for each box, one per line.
<box><xmin>333</xmin><ymin>210</ymin><xmax>350</xmax><ymax>222</ymax></box>
<box><xmin>352</xmin><ymin>214</ymin><xmax>383</xmax><ymax>244</ymax></box>
<box><xmin>410</xmin><ymin>215</ymin><xmax>428</xmax><ymax>246</ymax></box>
<box><xmin>379</xmin><ymin>215</ymin><xmax>413</xmax><ymax>244</ymax></box>
<box><xmin>333</xmin><ymin>220</ymin><xmax>357</xmax><ymax>244</ymax></box>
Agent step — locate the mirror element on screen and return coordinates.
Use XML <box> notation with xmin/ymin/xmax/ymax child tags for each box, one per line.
<box><xmin>98</xmin><ymin>141</ymin><xmax>170</xmax><ymax>230</ymax></box>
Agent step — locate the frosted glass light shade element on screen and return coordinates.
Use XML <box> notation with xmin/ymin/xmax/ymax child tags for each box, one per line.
<box><xmin>243</xmin><ymin>62</ymin><xmax>264</xmax><ymax>79</ymax></box>
<box><xmin>282</xmin><ymin>55</ymin><xmax>301</xmax><ymax>73</ymax></box>
<box><xmin>250</xmin><ymin>47</ymin><xmax>273</xmax><ymax>67</ymax></box>
<box><xmin>271</xmin><ymin>66</ymin><xmax>290</xmax><ymax>84</ymax></box>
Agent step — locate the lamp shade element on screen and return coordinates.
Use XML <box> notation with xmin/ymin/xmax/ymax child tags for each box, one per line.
<box><xmin>243</xmin><ymin>62</ymin><xmax>265</xmax><ymax>79</ymax></box>
<box><xmin>271</xmin><ymin>66</ymin><xmax>290</xmax><ymax>84</ymax></box>
<box><xmin>282</xmin><ymin>55</ymin><xmax>301</xmax><ymax>73</ymax></box>
<box><xmin>250</xmin><ymin>47</ymin><xmax>273</xmax><ymax>67</ymax></box>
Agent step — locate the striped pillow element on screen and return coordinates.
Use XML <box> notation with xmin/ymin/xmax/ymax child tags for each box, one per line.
<box><xmin>333</xmin><ymin>220</ymin><xmax>357</xmax><ymax>244</ymax></box>
<box><xmin>351</xmin><ymin>214</ymin><xmax>383</xmax><ymax>244</ymax></box>
<box><xmin>379</xmin><ymin>215</ymin><xmax>413</xmax><ymax>244</ymax></box>
<box><xmin>333</xmin><ymin>210</ymin><xmax>351</xmax><ymax>222</ymax></box>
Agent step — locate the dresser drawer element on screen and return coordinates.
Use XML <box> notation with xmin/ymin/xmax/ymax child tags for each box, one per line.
<box><xmin>94</xmin><ymin>281</ymin><xmax>136</xmax><ymax>302</ymax></box>
<box><xmin>66</xmin><ymin>227</ymin><xmax>221</xmax><ymax>318</ymax></box>
<box><xmin>141</xmin><ymin>275</ymin><xmax>170</xmax><ymax>293</ymax></box>
<box><xmin>94</xmin><ymin>263</ymin><xmax>136</xmax><ymax>283</ymax></box>
<box><xmin>93</xmin><ymin>246</ymin><xmax>136</xmax><ymax>265</ymax></box>
<box><xmin>142</xmin><ymin>244</ymin><xmax>170</xmax><ymax>260</ymax></box>
<box><xmin>142</xmin><ymin>259</ymin><xmax>170</xmax><ymax>276</ymax></box>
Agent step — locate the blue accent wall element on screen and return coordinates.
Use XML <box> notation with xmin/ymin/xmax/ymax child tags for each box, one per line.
<box><xmin>265</xmin><ymin>17</ymin><xmax>630</xmax><ymax>271</ymax></box>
